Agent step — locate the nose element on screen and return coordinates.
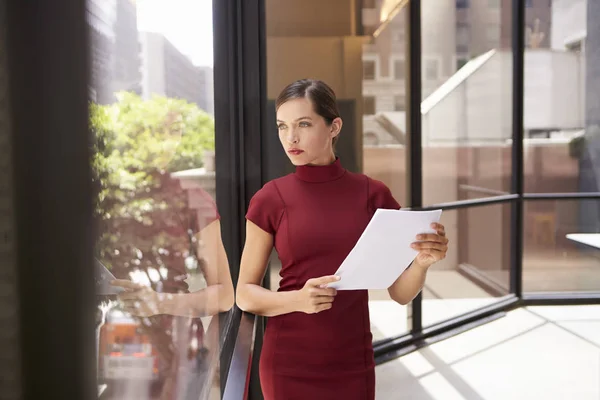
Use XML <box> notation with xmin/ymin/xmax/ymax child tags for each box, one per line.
<box><xmin>286</xmin><ymin>128</ymin><xmax>299</xmax><ymax>144</ymax></box>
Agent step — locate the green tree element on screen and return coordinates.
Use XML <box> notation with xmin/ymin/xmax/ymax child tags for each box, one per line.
<box><xmin>91</xmin><ymin>93</ymin><xmax>215</xmax><ymax>396</ymax></box>
<box><xmin>91</xmin><ymin>92</ymin><xmax>214</xmax><ymax>283</ymax></box>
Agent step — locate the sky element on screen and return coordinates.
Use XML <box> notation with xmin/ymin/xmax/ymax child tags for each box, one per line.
<box><xmin>137</xmin><ymin>0</ymin><xmax>213</xmax><ymax>67</ymax></box>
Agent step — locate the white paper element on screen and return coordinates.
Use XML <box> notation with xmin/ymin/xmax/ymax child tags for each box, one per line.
<box><xmin>328</xmin><ymin>209</ymin><xmax>443</xmax><ymax>290</ymax></box>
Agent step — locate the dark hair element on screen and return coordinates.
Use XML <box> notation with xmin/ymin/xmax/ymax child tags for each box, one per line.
<box><xmin>276</xmin><ymin>79</ymin><xmax>341</xmax><ymax>145</ymax></box>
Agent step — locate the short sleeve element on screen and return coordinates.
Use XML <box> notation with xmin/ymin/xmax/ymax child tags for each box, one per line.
<box><xmin>246</xmin><ymin>181</ymin><xmax>284</xmax><ymax>234</ymax></box>
<box><xmin>196</xmin><ymin>188</ymin><xmax>220</xmax><ymax>225</ymax></box>
<box><xmin>368</xmin><ymin>177</ymin><xmax>401</xmax><ymax>211</ymax></box>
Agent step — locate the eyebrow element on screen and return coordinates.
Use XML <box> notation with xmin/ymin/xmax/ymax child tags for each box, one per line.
<box><xmin>276</xmin><ymin>116</ymin><xmax>312</xmax><ymax>123</ymax></box>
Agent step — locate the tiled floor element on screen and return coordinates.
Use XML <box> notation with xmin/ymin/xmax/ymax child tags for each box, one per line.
<box><xmin>375</xmin><ymin>305</ymin><xmax>600</xmax><ymax>400</ymax></box>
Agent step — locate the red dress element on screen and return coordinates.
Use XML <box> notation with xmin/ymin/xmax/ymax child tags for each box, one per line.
<box><xmin>246</xmin><ymin>158</ymin><xmax>400</xmax><ymax>400</ymax></box>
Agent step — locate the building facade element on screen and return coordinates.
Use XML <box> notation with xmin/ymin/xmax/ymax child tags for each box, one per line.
<box><xmin>361</xmin><ymin>0</ymin><xmax>552</xmax><ymax>146</ymax></box>
<box><xmin>140</xmin><ymin>32</ymin><xmax>213</xmax><ymax>114</ymax></box>
<box><xmin>86</xmin><ymin>0</ymin><xmax>142</xmax><ymax>104</ymax></box>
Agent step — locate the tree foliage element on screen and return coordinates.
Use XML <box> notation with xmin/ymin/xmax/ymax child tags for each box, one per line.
<box><xmin>91</xmin><ymin>92</ymin><xmax>215</xmax><ymax>285</ymax></box>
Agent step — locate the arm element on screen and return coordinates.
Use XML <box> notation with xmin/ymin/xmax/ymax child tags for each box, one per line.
<box><xmin>236</xmin><ymin>221</ymin><xmax>301</xmax><ymax>317</ymax></box>
<box><xmin>387</xmin><ymin>260</ymin><xmax>430</xmax><ymax>305</ymax></box>
<box><xmin>387</xmin><ymin>222</ymin><xmax>449</xmax><ymax>305</ymax></box>
<box><xmin>114</xmin><ymin>219</ymin><xmax>235</xmax><ymax>318</ymax></box>
<box><xmin>236</xmin><ymin>220</ymin><xmax>338</xmax><ymax>317</ymax></box>
<box><xmin>159</xmin><ymin>219</ymin><xmax>235</xmax><ymax>316</ymax></box>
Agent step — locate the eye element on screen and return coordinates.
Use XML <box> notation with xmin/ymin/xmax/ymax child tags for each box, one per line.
<box><xmin>277</xmin><ymin>124</ymin><xmax>286</xmax><ymax>130</ymax></box>
<box><xmin>299</xmin><ymin>121</ymin><xmax>311</xmax><ymax>127</ymax></box>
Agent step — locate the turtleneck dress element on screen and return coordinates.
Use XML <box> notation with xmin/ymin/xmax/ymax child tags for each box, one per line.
<box><xmin>245</xmin><ymin>158</ymin><xmax>401</xmax><ymax>400</ymax></box>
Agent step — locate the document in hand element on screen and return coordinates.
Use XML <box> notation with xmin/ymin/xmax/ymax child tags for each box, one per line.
<box><xmin>328</xmin><ymin>209</ymin><xmax>443</xmax><ymax>290</ymax></box>
<box><xmin>95</xmin><ymin>259</ymin><xmax>125</xmax><ymax>295</ymax></box>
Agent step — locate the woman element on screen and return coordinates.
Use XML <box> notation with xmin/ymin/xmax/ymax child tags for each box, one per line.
<box><xmin>236</xmin><ymin>79</ymin><xmax>449</xmax><ymax>399</ymax></box>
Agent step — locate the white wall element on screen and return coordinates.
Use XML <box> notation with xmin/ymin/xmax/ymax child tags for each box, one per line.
<box><xmin>422</xmin><ymin>52</ymin><xmax>512</xmax><ymax>146</ymax></box>
<box><xmin>551</xmin><ymin>0</ymin><xmax>587</xmax><ymax>50</ymax></box>
<box><xmin>524</xmin><ymin>50</ymin><xmax>584</xmax><ymax>129</ymax></box>
<box><xmin>465</xmin><ymin>52</ymin><xmax>512</xmax><ymax>142</ymax></box>
<box><xmin>422</xmin><ymin>50</ymin><xmax>584</xmax><ymax>146</ymax></box>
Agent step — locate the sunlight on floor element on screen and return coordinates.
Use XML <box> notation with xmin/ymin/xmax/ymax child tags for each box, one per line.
<box><xmin>376</xmin><ymin>305</ymin><xmax>600</xmax><ymax>400</ymax></box>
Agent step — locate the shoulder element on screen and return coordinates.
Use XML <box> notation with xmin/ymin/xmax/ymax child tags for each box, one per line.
<box><xmin>344</xmin><ymin>171</ymin><xmax>391</xmax><ymax>195</ymax></box>
<box><xmin>246</xmin><ymin>177</ymin><xmax>289</xmax><ymax>234</ymax></box>
<box><xmin>250</xmin><ymin>176</ymin><xmax>288</xmax><ymax>204</ymax></box>
<box><xmin>366</xmin><ymin>176</ymin><xmax>392</xmax><ymax>196</ymax></box>
<box><xmin>358</xmin><ymin>174</ymin><xmax>401</xmax><ymax>210</ymax></box>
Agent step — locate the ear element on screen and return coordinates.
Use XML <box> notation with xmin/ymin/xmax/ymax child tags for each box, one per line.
<box><xmin>331</xmin><ymin>117</ymin><xmax>343</xmax><ymax>139</ymax></box>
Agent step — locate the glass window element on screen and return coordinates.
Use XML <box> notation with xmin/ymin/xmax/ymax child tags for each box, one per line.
<box><xmin>393</xmin><ymin>59</ymin><xmax>405</xmax><ymax>81</ymax></box>
<box><xmin>523</xmin><ymin>200</ymin><xmax>600</xmax><ymax>293</ymax></box>
<box><xmin>422</xmin><ymin>0</ymin><xmax>512</xmax><ymax>205</ymax></box>
<box><xmin>363</xmin><ymin>60</ymin><xmax>376</xmax><ymax>80</ymax></box>
<box><xmin>522</xmin><ymin>3</ymin><xmax>600</xmax><ymax>292</ymax></box>
<box><xmin>456</xmin><ymin>23</ymin><xmax>470</xmax><ymax>47</ymax></box>
<box><xmin>524</xmin><ymin>3</ymin><xmax>592</xmax><ymax>194</ymax></box>
<box><xmin>486</xmin><ymin>26</ymin><xmax>500</xmax><ymax>43</ymax></box>
<box><xmin>566</xmin><ymin>40</ymin><xmax>583</xmax><ymax>53</ymax></box>
<box><xmin>424</xmin><ymin>58</ymin><xmax>440</xmax><ymax>81</ymax></box>
<box><xmin>423</xmin><ymin>204</ymin><xmax>511</xmax><ymax>326</ymax></box>
<box><xmin>421</xmin><ymin>0</ymin><xmax>513</xmax><ymax>326</ymax></box>
<box><xmin>456</xmin><ymin>57</ymin><xmax>468</xmax><ymax>71</ymax></box>
<box><xmin>364</xmin><ymin>96</ymin><xmax>376</xmax><ymax>115</ymax></box>
<box><xmin>456</xmin><ymin>0</ymin><xmax>469</xmax><ymax>9</ymax></box>
<box><xmin>89</xmin><ymin>0</ymin><xmax>231</xmax><ymax>398</ymax></box>
<box><xmin>392</xmin><ymin>28</ymin><xmax>404</xmax><ymax>43</ymax></box>
<box><xmin>394</xmin><ymin>95</ymin><xmax>405</xmax><ymax>112</ymax></box>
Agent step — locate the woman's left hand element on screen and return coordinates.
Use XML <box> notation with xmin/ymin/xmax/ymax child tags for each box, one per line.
<box><xmin>411</xmin><ymin>222</ymin><xmax>449</xmax><ymax>268</ymax></box>
<box><xmin>111</xmin><ymin>280</ymin><xmax>162</xmax><ymax>317</ymax></box>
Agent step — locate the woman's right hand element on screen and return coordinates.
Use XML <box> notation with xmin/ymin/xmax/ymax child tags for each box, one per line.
<box><xmin>296</xmin><ymin>275</ymin><xmax>340</xmax><ymax>314</ymax></box>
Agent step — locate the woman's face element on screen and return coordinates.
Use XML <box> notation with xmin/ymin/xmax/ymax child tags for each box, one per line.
<box><xmin>276</xmin><ymin>97</ymin><xmax>342</xmax><ymax>166</ymax></box>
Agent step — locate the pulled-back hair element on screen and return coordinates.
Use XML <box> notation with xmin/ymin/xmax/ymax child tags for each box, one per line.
<box><xmin>276</xmin><ymin>79</ymin><xmax>341</xmax><ymax>145</ymax></box>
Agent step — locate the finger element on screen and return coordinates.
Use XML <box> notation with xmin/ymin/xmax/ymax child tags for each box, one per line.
<box><xmin>316</xmin><ymin>303</ymin><xmax>333</xmax><ymax>313</ymax></box>
<box><xmin>315</xmin><ymin>296</ymin><xmax>335</xmax><ymax>304</ymax></box>
<box><xmin>119</xmin><ymin>296</ymin><xmax>140</xmax><ymax>305</ymax></box>
<box><xmin>411</xmin><ymin>241</ymin><xmax>446</xmax><ymax>251</ymax></box>
<box><xmin>122</xmin><ymin>307</ymin><xmax>146</xmax><ymax>317</ymax></box>
<box><xmin>121</xmin><ymin>303</ymin><xmax>140</xmax><ymax>311</ymax></box>
<box><xmin>431</xmin><ymin>223</ymin><xmax>446</xmax><ymax>236</ymax></box>
<box><xmin>415</xmin><ymin>234</ymin><xmax>448</xmax><ymax>243</ymax></box>
<box><xmin>419</xmin><ymin>249</ymin><xmax>446</xmax><ymax>260</ymax></box>
<box><xmin>307</xmin><ymin>275</ymin><xmax>340</xmax><ymax>287</ymax></box>
<box><xmin>117</xmin><ymin>292</ymin><xmax>144</xmax><ymax>301</ymax></box>
<box><xmin>309</xmin><ymin>287</ymin><xmax>337</xmax><ymax>297</ymax></box>
<box><xmin>111</xmin><ymin>280</ymin><xmax>145</xmax><ymax>290</ymax></box>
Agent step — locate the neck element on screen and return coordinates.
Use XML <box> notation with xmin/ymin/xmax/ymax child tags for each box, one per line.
<box><xmin>294</xmin><ymin>156</ymin><xmax>344</xmax><ymax>183</ymax></box>
<box><xmin>307</xmin><ymin>152</ymin><xmax>336</xmax><ymax>166</ymax></box>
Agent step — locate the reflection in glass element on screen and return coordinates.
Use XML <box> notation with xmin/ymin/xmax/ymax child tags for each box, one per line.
<box><xmin>423</xmin><ymin>205</ymin><xmax>511</xmax><ymax>327</ymax></box>
<box><xmin>88</xmin><ymin>1</ymin><xmax>232</xmax><ymax>398</ymax></box>
<box><xmin>523</xmin><ymin>200</ymin><xmax>600</xmax><ymax>293</ymax></box>
<box><xmin>421</xmin><ymin>0</ymin><xmax>517</xmax><ymax>206</ymax></box>
<box><xmin>360</xmin><ymin>0</ymin><xmax>411</xmax><ymax>343</ymax></box>
<box><xmin>524</xmin><ymin>1</ymin><xmax>599</xmax><ymax>204</ymax></box>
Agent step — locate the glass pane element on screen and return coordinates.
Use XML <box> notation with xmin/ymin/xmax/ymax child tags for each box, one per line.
<box><xmin>89</xmin><ymin>1</ymin><xmax>233</xmax><ymax>398</ymax></box>
<box><xmin>524</xmin><ymin>1</ymin><xmax>599</xmax><ymax>195</ymax></box>
<box><xmin>264</xmin><ymin>0</ymin><xmax>410</xmax><ymax>346</ymax></box>
<box><xmin>523</xmin><ymin>199</ymin><xmax>600</xmax><ymax>293</ymax></box>
<box><xmin>423</xmin><ymin>204</ymin><xmax>511</xmax><ymax>327</ymax></box>
<box><xmin>359</xmin><ymin>0</ymin><xmax>411</xmax><ymax>343</ymax></box>
<box><xmin>421</xmin><ymin>0</ymin><xmax>513</xmax><ymax>206</ymax></box>
<box><xmin>363</xmin><ymin>60</ymin><xmax>376</xmax><ymax>80</ymax></box>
